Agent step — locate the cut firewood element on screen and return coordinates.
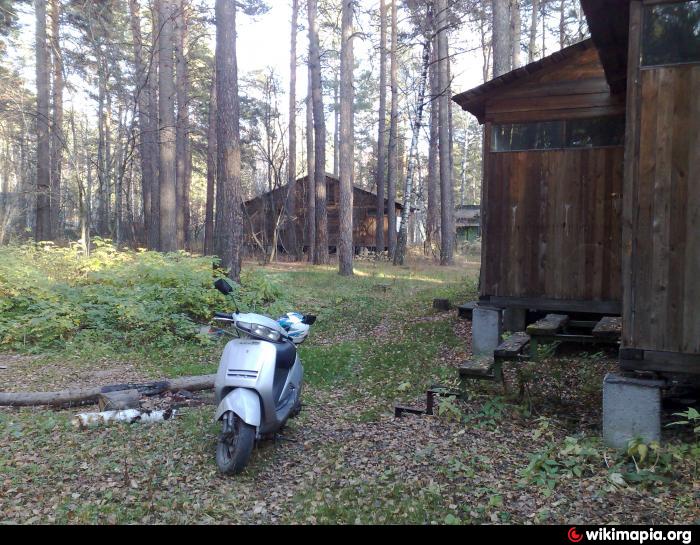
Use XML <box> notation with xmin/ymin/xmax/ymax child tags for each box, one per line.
<box><xmin>0</xmin><ymin>374</ymin><xmax>216</xmax><ymax>408</ymax></box>
<box><xmin>72</xmin><ymin>408</ymin><xmax>177</xmax><ymax>429</ymax></box>
<box><xmin>98</xmin><ymin>389</ymin><xmax>141</xmax><ymax>411</ymax></box>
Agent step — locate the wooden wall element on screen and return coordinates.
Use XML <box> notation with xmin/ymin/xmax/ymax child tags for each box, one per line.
<box><xmin>622</xmin><ymin>2</ymin><xmax>700</xmax><ymax>362</ymax></box>
<box><xmin>477</xmin><ymin>42</ymin><xmax>626</xmax><ymax>312</ymax></box>
<box><xmin>244</xmin><ymin>176</ymin><xmax>400</xmax><ymax>251</ymax></box>
<box><xmin>482</xmin><ymin>147</ymin><xmax>624</xmax><ymax>306</ymax></box>
<box><xmin>484</xmin><ymin>45</ymin><xmax>625</xmax><ymax>123</ymax></box>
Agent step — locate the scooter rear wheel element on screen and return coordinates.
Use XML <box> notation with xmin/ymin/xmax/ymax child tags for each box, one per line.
<box><xmin>216</xmin><ymin>413</ymin><xmax>256</xmax><ymax>475</ymax></box>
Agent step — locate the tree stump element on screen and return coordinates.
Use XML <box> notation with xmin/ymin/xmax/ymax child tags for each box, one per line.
<box><xmin>433</xmin><ymin>298</ymin><xmax>451</xmax><ymax>311</ymax></box>
<box><xmin>98</xmin><ymin>389</ymin><xmax>141</xmax><ymax>412</ymax></box>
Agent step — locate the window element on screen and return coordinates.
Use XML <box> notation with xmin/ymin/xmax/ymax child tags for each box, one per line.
<box><xmin>492</xmin><ymin>121</ymin><xmax>563</xmax><ymax>152</ymax></box>
<box><xmin>566</xmin><ymin>116</ymin><xmax>626</xmax><ymax>148</ymax></box>
<box><xmin>492</xmin><ymin>116</ymin><xmax>625</xmax><ymax>152</ymax></box>
<box><xmin>642</xmin><ymin>1</ymin><xmax>700</xmax><ymax>66</ymax></box>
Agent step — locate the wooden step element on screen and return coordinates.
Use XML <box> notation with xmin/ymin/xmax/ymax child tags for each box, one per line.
<box><xmin>459</xmin><ymin>357</ymin><xmax>496</xmax><ymax>380</ymax></box>
<box><xmin>527</xmin><ymin>314</ymin><xmax>570</xmax><ymax>336</ymax></box>
<box><xmin>592</xmin><ymin>316</ymin><xmax>622</xmax><ymax>340</ymax></box>
<box><xmin>457</xmin><ymin>301</ymin><xmax>477</xmax><ymax>320</ymax></box>
<box><xmin>495</xmin><ymin>332</ymin><xmax>531</xmax><ymax>359</ymax></box>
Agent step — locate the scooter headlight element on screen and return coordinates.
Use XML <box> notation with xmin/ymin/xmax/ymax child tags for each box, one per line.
<box><xmin>251</xmin><ymin>324</ymin><xmax>281</xmax><ymax>342</ymax></box>
<box><xmin>236</xmin><ymin>321</ymin><xmax>281</xmax><ymax>342</ymax></box>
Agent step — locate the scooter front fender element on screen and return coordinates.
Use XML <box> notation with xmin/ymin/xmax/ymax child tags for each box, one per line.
<box><xmin>214</xmin><ymin>388</ymin><xmax>261</xmax><ymax>428</ymax></box>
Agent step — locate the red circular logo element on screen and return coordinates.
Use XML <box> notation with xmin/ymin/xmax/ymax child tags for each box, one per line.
<box><xmin>568</xmin><ymin>528</ymin><xmax>584</xmax><ymax>543</ymax></box>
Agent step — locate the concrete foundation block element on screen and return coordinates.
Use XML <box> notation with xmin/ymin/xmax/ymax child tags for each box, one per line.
<box><xmin>603</xmin><ymin>373</ymin><xmax>665</xmax><ymax>449</ymax></box>
<box><xmin>472</xmin><ymin>306</ymin><xmax>502</xmax><ymax>356</ymax></box>
<box><xmin>503</xmin><ymin>307</ymin><xmax>527</xmax><ymax>333</ymax></box>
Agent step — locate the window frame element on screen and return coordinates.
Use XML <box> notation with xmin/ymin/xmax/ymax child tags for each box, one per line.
<box><xmin>640</xmin><ymin>0</ymin><xmax>700</xmax><ymax>69</ymax></box>
<box><xmin>490</xmin><ymin>116</ymin><xmax>626</xmax><ymax>153</ymax></box>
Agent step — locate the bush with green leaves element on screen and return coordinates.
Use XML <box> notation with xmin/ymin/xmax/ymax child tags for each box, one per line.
<box><xmin>520</xmin><ymin>435</ymin><xmax>602</xmax><ymax>495</ymax></box>
<box><xmin>0</xmin><ymin>242</ymin><xmax>284</xmax><ymax>352</ymax></box>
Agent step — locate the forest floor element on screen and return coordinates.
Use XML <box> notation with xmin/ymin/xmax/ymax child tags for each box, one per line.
<box><xmin>0</xmin><ymin>255</ymin><xmax>698</xmax><ymax>524</ymax></box>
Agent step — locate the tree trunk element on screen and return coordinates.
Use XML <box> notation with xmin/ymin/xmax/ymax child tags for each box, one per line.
<box><xmin>510</xmin><ymin>0</ymin><xmax>521</xmax><ymax>69</ymax></box>
<box><xmin>333</xmin><ymin>72</ymin><xmax>339</xmax><ymax>177</ymax></box>
<box><xmin>128</xmin><ymin>0</ymin><xmax>154</xmax><ymax>247</ymax></box>
<box><xmin>528</xmin><ymin>0</ymin><xmax>539</xmax><ymax>62</ymax></box>
<box><xmin>175</xmin><ymin>0</ymin><xmax>190</xmax><ymax>250</ymax></box>
<box><xmin>158</xmin><ymin>0</ymin><xmax>177</xmax><ymax>253</ymax></box>
<box><xmin>287</xmin><ymin>0</ymin><xmax>299</xmax><ymax>260</ymax></box>
<box><xmin>215</xmin><ymin>0</ymin><xmax>243</xmax><ymax>280</ymax></box>
<box><xmin>559</xmin><ymin>0</ymin><xmax>567</xmax><ymax>49</ymax></box>
<box><xmin>427</xmin><ymin>34</ymin><xmax>440</xmax><ymax>255</ymax></box>
<box><xmin>148</xmin><ymin>1</ymin><xmax>160</xmax><ymax>249</ymax></box>
<box><xmin>305</xmin><ymin>68</ymin><xmax>315</xmax><ymax>262</ymax></box>
<box><xmin>338</xmin><ymin>0</ymin><xmax>354</xmax><ymax>276</ymax></box>
<box><xmin>437</xmin><ymin>0</ymin><xmax>454</xmax><ymax>265</ymax></box>
<box><xmin>50</xmin><ymin>0</ymin><xmax>63</xmax><ymax>238</ymax></box>
<box><xmin>492</xmin><ymin>0</ymin><xmax>511</xmax><ymax>77</ymax></box>
<box><xmin>308</xmin><ymin>0</ymin><xmax>328</xmax><ymax>265</ymax></box>
<box><xmin>375</xmin><ymin>0</ymin><xmax>387</xmax><ymax>253</ymax></box>
<box><xmin>394</xmin><ymin>39</ymin><xmax>430</xmax><ymax>266</ymax></box>
<box><xmin>35</xmin><ymin>0</ymin><xmax>51</xmax><ymax>242</ymax></box>
<box><xmin>204</xmin><ymin>68</ymin><xmax>216</xmax><ymax>256</ymax></box>
<box><xmin>386</xmin><ymin>0</ymin><xmax>398</xmax><ymax>260</ymax></box>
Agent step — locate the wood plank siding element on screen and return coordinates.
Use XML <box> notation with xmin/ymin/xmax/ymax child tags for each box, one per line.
<box><xmin>456</xmin><ymin>39</ymin><xmax>626</xmax><ymax>313</ymax></box>
<box><xmin>623</xmin><ymin>55</ymin><xmax>700</xmax><ymax>355</ymax></box>
<box><xmin>243</xmin><ymin>174</ymin><xmax>402</xmax><ymax>252</ymax></box>
<box><xmin>482</xmin><ymin>148</ymin><xmax>624</xmax><ymax>304</ymax></box>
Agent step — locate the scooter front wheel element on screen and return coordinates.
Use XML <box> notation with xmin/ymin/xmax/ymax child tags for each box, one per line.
<box><xmin>216</xmin><ymin>412</ymin><xmax>256</xmax><ymax>475</ymax></box>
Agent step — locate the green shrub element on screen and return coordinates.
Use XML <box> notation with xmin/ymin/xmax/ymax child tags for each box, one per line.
<box><xmin>0</xmin><ymin>243</ymin><xmax>283</xmax><ymax>352</ymax></box>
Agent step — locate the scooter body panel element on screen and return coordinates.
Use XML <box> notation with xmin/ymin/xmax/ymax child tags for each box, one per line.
<box><xmin>214</xmin><ymin>387</ymin><xmax>261</xmax><ymax>427</ymax></box>
<box><xmin>214</xmin><ymin>337</ymin><xmax>303</xmax><ymax>436</ymax></box>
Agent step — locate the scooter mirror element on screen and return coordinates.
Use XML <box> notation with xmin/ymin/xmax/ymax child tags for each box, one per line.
<box><xmin>214</xmin><ymin>278</ymin><xmax>234</xmax><ymax>295</ymax></box>
<box><xmin>302</xmin><ymin>315</ymin><xmax>317</xmax><ymax>325</ymax></box>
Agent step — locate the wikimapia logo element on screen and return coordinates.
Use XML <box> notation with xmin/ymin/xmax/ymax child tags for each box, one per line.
<box><xmin>567</xmin><ymin>527</ymin><xmax>693</xmax><ymax>545</ymax></box>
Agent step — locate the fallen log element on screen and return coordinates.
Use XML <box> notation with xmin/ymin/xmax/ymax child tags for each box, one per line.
<box><xmin>98</xmin><ymin>389</ymin><xmax>141</xmax><ymax>411</ymax></box>
<box><xmin>0</xmin><ymin>374</ymin><xmax>216</xmax><ymax>408</ymax></box>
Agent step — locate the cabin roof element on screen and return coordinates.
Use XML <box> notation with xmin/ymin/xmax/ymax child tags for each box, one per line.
<box><xmin>580</xmin><ymin>0</ymin><xmax>631</xmax><ymax>94</ymax></box>
<box><xmin>452</xmin><ymin>39</ymin><xmax>596</xmax><ymax>123</ymax></box>
<box><xmin>245</xmin><ymin>172</ymin><xmax>405</xmax><ymax>210</ymax></box>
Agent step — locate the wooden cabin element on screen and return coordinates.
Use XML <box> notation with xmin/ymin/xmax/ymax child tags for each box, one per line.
<box><xmin>581</xmin><ymin>0</ymin><xmax>700</xmax><ymax>375</ymax></box>
<box><xmin>453</xmin><ymin>39</ymin><xmax>626</xmax><ymax>316</ymax></box>
<box><xmin>455</xmin><ymin>0</ymin><xmax>700</xmax><ymax>376</ymax></box>
<box><xmin>455</xmin><ymin>205</ymin><xmax>482</xmax><ymax>242</ymax></box>
<box><xmin>243</xmin><ymin>173</ymin><xmax>404</xmax><ymax>254</ymax></box>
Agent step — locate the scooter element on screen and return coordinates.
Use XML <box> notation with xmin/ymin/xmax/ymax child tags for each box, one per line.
<box><xmin>211</xmin><ymin>279</ymin><xmax>316</xmax><ymax>475</ymax></box>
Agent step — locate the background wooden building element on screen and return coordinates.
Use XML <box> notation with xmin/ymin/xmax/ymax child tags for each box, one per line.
<box><xmin>455</xmin><ymin>205</ymin><xmax>481</xmax><ymax>242</ymax></box>
<box><xmin>243</xmin><ymin>173</ymin><xmax>404</xmax><ymax>254</ymax></box>
<box><xmin>582</xmin><ymin>0</ymin><xmax>700</xmax><ymax>375</ymax></box>
<box><xmin>454</xmin><ymin>38</ymin><xmax>626</xmax><ymax>315</ymax></box>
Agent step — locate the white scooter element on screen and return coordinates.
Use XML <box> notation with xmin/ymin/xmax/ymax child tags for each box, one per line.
<box><xmin>211</xmin><ymin>279</ymin><xmax>315</xmax><ymax>475</ymax></box>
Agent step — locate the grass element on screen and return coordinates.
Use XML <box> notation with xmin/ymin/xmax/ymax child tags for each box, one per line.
<box><xmin>1</xmin><ymin>248</ymin><xmax>698</xmax><ymax>525</ymax></box>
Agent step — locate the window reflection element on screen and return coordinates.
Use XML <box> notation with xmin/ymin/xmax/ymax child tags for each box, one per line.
<box><xmin>642</xmin><ymin>1</ymin><xmax>700</xmax><ymax>66</ymax></box>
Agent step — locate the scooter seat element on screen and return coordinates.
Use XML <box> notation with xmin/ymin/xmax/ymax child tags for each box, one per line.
<box><xmin>275</xmin><ymin>341</ymin><xmax>297</xmax><ymax>371</ymax></box>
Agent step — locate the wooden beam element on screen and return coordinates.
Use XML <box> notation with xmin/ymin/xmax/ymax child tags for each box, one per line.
<box><xmin>481</xmin><ymin>295</ymin><xmax>621</xmax><ymax>315</ymax></box>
